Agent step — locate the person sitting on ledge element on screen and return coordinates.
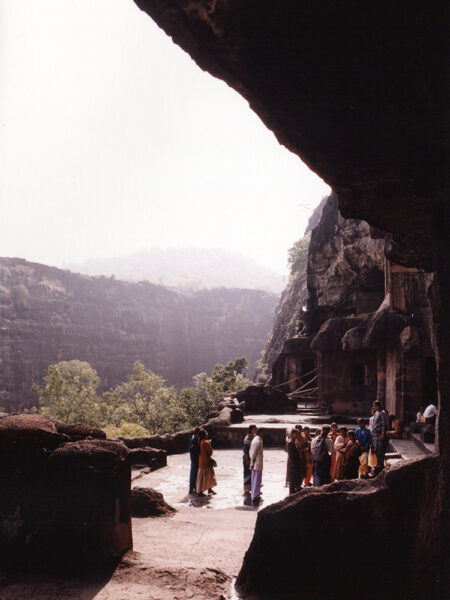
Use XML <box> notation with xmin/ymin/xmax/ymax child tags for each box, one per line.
<box><xmin>417</xmin><ymin>405</ymin><xmax>425</xmax><ymax>423</ymax></box>
<box><xmin>388</xmin><ymin>415</ymin><xmax>404</xmax><ymax>439</ymax></box>
<box><xmin>423</xmin><ymin>403</ymin><xmax>437</xmax><ymax>426</ymax></box>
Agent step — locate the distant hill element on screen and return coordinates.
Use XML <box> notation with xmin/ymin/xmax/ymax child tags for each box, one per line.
<box><xmin>0</xmin><ymin>257</ymin><xmax>278</xmax><ymax>412</ymax></box>
<box><xmin>67</xmin><ymin>248</ymin><xmax>285</xmax><ymax>294</ymax></box>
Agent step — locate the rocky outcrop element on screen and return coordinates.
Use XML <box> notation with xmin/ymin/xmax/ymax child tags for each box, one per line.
<box><xmin>237</xmin><ymin>456</ymin><xmax>442</xmax><ymax>599</ymax></box>
<box><xmin>0</xmin><ymin>414</ymin><xmax>132</xmax><ymax>571</ymax></box>
<box><xmin>305</xmin><ymin>193</ymin><xmax>385</xmax><ymax>332</ymax></box>
<box><xmin>259</xmin><ymin>193</ymin><xmax>385</xmax><ymax>378</ymax></box>
<box><xmin>0</xmin><ymin>258</ymin><xmax>278</xmax><ymax>411</ymax></box>
<box><xmin>130</xmin><ymin>487</ymin><xmax>175</xmax><ymax>518</ymax></box>
<box><xmin>235</xmin><ymin>385</ymin><xmax>295</xmax><ymax>414</ymax></box>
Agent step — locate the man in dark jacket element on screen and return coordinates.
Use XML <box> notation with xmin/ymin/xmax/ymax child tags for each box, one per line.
<box><xmin>188</xmin><ymin>427</ymin><xmax>201</xmax><ymax>494</ymax></box>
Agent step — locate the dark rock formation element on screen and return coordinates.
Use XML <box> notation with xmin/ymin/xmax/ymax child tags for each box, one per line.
<box><xmin>237</xmin><ymin>457</ymin><xmax>441</xmax><ymax>600</ymax></box>
<box><xmin>130</xmin><ymin>487</ymin><xmax>175</xmax><ymax>518</ymax></box>
<box><xmin>235</xmin><ymin>385</ymin><xmax>295</xmax><ymax>414</ymax></box>
<box><xmin>128</xmin><ymin>446</ymin><xmax>167</xmax><ymax>470</ymax></box>
<box><xmin>0</xmin><ymin>414</ymin><xmax>132</xmax><ymax>571</ymax></box>
<box><xmin>0</xmin><ymin>258</ymin><xmax>278</xmax><ymax>411</ymax></box>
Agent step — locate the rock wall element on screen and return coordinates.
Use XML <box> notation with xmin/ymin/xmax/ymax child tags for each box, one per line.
<box><xmin>0</xmin><ymin>258</ymin><xmax>278</xmax><ymax>411</ymax></box>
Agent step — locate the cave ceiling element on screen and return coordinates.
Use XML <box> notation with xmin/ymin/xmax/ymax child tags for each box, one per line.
<box><xmin>134</xmin><ymin>0</ymin><xmax>447</xmax><ymax>270</ymax></box>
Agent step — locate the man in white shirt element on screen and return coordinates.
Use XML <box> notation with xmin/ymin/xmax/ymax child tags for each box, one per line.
<box><xmin>249</xmin><ymin>428</ymin><xmax>265</xmax><ymax>505</ymax></box>
<box><xmin>423</xmin><ymin>403</ymin><xmax>437</xmax><ymax>425</ymax></box>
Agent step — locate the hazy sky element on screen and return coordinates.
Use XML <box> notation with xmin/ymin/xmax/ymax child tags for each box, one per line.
<box><xmin>0</xmin><ymin>0</ymin><xmax>330</xmax><ymax>274</ymax></box>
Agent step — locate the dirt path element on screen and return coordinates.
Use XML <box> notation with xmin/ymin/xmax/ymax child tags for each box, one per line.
<box><xmin>0</xmin><ymin>449</ymin><xmax>288</xmax><ymax>600</ymax></box>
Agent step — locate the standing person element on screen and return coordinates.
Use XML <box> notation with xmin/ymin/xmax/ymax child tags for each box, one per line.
<box><xmin>368</xmin><ymin>406</ymin><xmax>377</xmax><ymax>472</ymax></box>
<box><xmin>243</xmin><ymin>424</ymin><xmax>257</xmax><ymax>494</ymax></box>
<box><xmin>334</xmin><ymin>427</ymin><xmax>348</xmax><ymax>480</ymax></box>
<box><xmin>249</xmin><ymin>428</ymin><xmax>265</xmax><ymax>505</ymax></box>
<box><xmin>344</xmin><ymin>431</ymin><xmax>361</xmax><ymax>479</ymax></box>
<box><xmin>188</xmin><ymin>427</ymin><xmax>201</xmax><ymax>494</ymax></box>
<box><xmin>196</xmin><ymin>429</ymin><xmax>217</xmax><ymax>496</ymax></box>
<box><xmin>371</xmin><ymin>401</ymin><xmax>388</xmax><ymax>476</ymax></box>
<box><xmin>302</xmin><ymin>426</ymin><xmax>313</xmax><ymax>486</ymax></box>
<box><xmin>286</xmin><ymin>429</ymin><xmax>302</xmax><ymax>494</ymax></box>
<box><xmin>329</xmin><ymin>422</ymin><xmax>339</xmax><ymax>479</ymax></box>
<box><xmin>311</xmin><ymin>425</ymin><xmax>334</xmax><ymax>486</ymax></box>
<box><xmin>355</xmin><ymin>418</ymin><xmax>371</xmax><ymax>479</ymax></box>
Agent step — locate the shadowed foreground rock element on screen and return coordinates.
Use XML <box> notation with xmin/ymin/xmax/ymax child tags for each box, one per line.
<box><xmin>236</xmin><ymin>456</ymin><xmax>443</xmax><ymax>600</ymax></box>
<box><xmin>0</xmin><ymin>414</ymin><xmax>132</xmax><ymax>571</ymax></box>
<box><xmin>131</xmin><ymin>487</ymin><xmax>175</xmax><ymax>518</ymax></box>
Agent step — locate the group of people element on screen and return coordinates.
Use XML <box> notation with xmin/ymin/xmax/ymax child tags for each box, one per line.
<box><xmin>187</xmin><ymin>399</ymin><xmax>437</xmax><ymax>501</ymax></box>
<box><xmin>286</xmin><ymin>400</ymin><xmax>391</xmax><ymax>490</ymax></box>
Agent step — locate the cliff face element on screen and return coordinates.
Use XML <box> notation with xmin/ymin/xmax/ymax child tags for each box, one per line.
<box><xmin>305</xmin><ymin>193</ymin><xmax>385</xmax><ymax>331</ymax></box>
<box><xmin>0</xmin><ymin>258</ymin><xmax>277</xmax><ymax>411</ymax></box>
<box><xmin>259</xmin><ymin>193</ymin><xmax>385</xmax><ymax>376</ymax></box>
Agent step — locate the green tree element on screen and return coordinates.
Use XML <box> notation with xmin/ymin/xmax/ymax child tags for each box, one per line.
<box><xmin>287</xmin><ymin>232</ymin><xmax>311</xmax><ymax>276</ymax></box>
<box><xmin>103</xmin><ymin>362</ymin><xmax>182</xmax><ymax>434</ymax></box>
<box><xmin>32</xmin><ymin>360</ymin><xmax>102</xmax><ymax>426</ymax></box>
<box><xmin>210</xmin><ymin>356</ymin><xmax>250</xmax><ymax>393</ymax></box>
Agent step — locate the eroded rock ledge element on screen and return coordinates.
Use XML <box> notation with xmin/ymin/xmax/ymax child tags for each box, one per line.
<box><xmin>236</xmin><ymin>456</ymin><xmax>442</xmax><ymax>600</ymax></box>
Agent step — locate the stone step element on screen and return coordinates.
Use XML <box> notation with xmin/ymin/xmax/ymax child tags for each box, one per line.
<box><xmin>410</xmin><ymin>432</ymin><xmax>435</xmax><ymax>455</ymax></box>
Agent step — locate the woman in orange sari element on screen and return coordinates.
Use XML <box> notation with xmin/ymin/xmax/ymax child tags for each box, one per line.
<box><xmin>302</xmin><ymin>426</ymin><xmax>313</xmax><ymax>486</ymax></box>
<box><xmin>196</xmin><ymin>429</ymin><xmax>217</xmax><ymax>496</ymax></box>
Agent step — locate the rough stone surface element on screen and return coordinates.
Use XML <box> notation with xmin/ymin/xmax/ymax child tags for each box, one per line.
<box><xmin>235</xmin><ymin>385</ymin><xmax>295</xmax><ymax>414</ymax></box>
<box><xmin>0</xmin><ymin>415</ymin><xmax>131</xmax><ymax>571</ymax></box>
<box><xmin>237</xmin><ymin>456</ymin><xmax>443</xmax><ymax>599</ymax></box>
<box><xmin>128</xmin><ymin>446</ymin><xmax>167</xmax><ymax>470</ymax></box>
<box><xmin>0</xmin><ymin>257</ymin><xmax>277</xmax><ymax>411</ymax></box>
<box><xmin>130</xmin><ymin>487</ymin><xmax>175</xmax><ymax>518</ymax></box>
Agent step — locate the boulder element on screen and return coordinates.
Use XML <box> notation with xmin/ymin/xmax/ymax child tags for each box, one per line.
<box><xmin>235</xmin><ymin>385</ymin><xmax>295</xmax><ymax>414</ymax></box>
<box><xmin>0</xmin><ymin>415</ymin><xmax>132</xmax><ymax>571</ymax></box>
<box><xmin>120</xmin><ymin>429</ymin><xmax>194</xmax><ymax>454</ymax></box>
<box><xmin>237</xmin><ymin>456</ymin><xmax>443</xmax><ymax>599</ymax></box>
<box><xmin>128</xmin><ymin>446</ymin><xmax>167</xmax><ymax>470</ymax></box>
<box><xmin>131</xmin><ymin>487</ymin><xmax>175</xmax><ymax>518</ymax></box>
<box><xmin>54</xmin><ymin>422</ymin><xmax>107</xmax><ymax>441</ymax></box>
